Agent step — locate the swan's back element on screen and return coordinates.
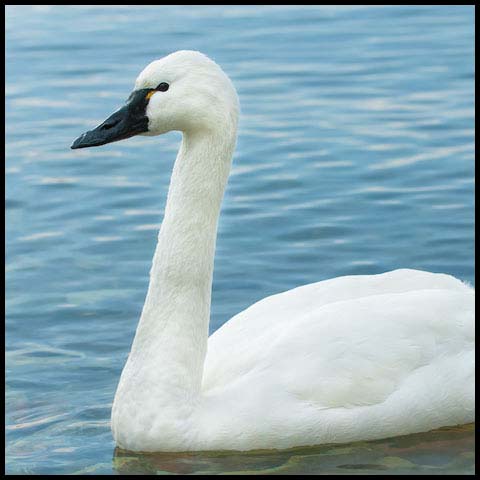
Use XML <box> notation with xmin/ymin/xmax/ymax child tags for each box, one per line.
<box><xmin>199</xmin><ymin>269</ymin><xmax>473</xmax><ymax>449</ymax></box>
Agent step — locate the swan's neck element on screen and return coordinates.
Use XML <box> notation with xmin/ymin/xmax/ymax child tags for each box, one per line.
<box><xmin>120</xmin><ymin>126</ymin><xmax>236</xmax><ymax>411</ymax></box>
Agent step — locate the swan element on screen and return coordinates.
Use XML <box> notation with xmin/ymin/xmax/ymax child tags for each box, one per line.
<box><xmin>71</xmin><ymin>50</ymin><xmax>475</xmax><ymax>453</ymax></box>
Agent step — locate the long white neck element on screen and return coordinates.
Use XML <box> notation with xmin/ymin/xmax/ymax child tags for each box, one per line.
<box><xmin>113</xmin><ymin>124</ymin><xmax>237</xmax><ymax>428</ymax></box>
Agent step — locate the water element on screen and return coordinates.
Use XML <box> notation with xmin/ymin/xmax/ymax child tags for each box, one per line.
<box><xmin>5</xmin><ymin>5</ymin><xmax>474</xmax><ymax>475</ymax></box>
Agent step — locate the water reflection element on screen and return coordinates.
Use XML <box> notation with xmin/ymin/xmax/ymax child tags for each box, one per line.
<box><xmin>112</xmin><ymin>424</ymin><xmax>474</xmax><ymax>475</ymax></box>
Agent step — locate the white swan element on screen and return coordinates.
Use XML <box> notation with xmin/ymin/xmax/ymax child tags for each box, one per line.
<box><xmin>71</xmin><ymin>50</ymin><xmax>475</xmax><ymax>452</ymax></box>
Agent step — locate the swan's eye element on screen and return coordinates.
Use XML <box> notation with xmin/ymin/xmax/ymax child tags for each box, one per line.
<box><xmin>156</xmin><ymin>82</ymin><xmax>169</xmax><ymax>92</ymax></box>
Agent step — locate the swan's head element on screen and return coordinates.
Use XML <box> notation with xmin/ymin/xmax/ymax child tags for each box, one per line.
<box><xmin>71</xmin><ymin>50</ymin><xmax>238</xmax><ymax>149</ymax></box>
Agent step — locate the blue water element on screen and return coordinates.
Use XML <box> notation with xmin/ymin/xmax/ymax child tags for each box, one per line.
<box><xmin>5</xmin><ymin>5</ymin><xmax>475</xmax><ymax>475</ymax></box>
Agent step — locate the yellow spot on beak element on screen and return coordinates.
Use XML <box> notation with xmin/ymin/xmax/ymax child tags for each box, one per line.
<box><xmin>146</xmin><ymin>90</ymin><xmax>156</xmax><ymax>100</ymax></box>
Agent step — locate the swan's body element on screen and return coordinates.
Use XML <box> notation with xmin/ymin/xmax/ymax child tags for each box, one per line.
<box><xmin>72</xmin><ymin>50</ymin><xmax>475</xmax><ymax>452</ymax></box>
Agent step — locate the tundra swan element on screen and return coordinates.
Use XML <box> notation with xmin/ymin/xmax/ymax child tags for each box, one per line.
<box><xmin>71</xmin><ymin>50</ymin><xmax>475</xmax><ymax>452</ymax></box>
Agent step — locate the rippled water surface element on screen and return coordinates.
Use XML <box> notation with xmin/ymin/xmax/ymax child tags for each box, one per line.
<box><xmin>5</xmin><ymin>5</ymin><xmax>475</xmax><ymax>475</ymax></box>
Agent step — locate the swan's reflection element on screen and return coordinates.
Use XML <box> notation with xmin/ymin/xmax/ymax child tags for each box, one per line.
<box><xmin>112</xmin><ymin>423</ymin><xmax>474</xmax><ymax>475</ymax></box>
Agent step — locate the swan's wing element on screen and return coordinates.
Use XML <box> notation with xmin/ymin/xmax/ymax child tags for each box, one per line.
<box><xmin>203</xmin><ymin>271</ymin><xmax>473</xmax><ymax>410</ymax></box>
<box><xmin>267</xmin><ymin>288</ymin><xmax>473</xmax><ymax>409</ymax></box>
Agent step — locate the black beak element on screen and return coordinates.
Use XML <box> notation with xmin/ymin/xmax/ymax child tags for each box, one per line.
<box><xmin>71</xmin><ymin>89</ymin><xmax>152</xmax><ymax>149</ymax></box>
